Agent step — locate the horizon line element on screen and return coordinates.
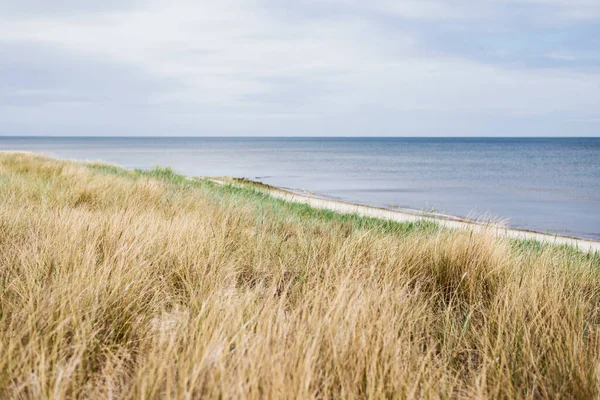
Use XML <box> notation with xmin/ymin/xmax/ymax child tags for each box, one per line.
<box><xmin>1</xmin><ymin>135</ymin><xmax>600</xmax><ymax>139</ymax></box>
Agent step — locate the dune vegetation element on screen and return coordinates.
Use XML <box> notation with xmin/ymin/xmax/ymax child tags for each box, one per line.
<box><xmin>1</xmin><ymin>152</ymin><xmax>600</xmax><ymax>399</ymax></box>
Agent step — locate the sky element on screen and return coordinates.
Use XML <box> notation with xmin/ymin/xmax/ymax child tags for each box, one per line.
<box><xmin>1</xmin><ymin>0</ymin><xmax>599</xmax><ymax>137</ymax></box>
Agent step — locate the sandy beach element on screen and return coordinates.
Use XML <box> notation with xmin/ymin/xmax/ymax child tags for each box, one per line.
<box><xmin>209</xmin><ymin>177</ymin><xmax>600</xmax><ymax>253</ymax></box>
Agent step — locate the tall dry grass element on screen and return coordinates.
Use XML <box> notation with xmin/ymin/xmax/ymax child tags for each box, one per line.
<box><xmin>1</xmin><ymin>152</ymin><xmax>599</xmax><ymax>399</ymax></box>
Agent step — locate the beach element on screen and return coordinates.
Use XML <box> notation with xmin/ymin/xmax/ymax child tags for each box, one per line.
<box><xmin>210</xmin><ymin>177</ymin><xmax>600</xmax><ymax>253</ymax></box>
<box><xmin>5</xmin><ymin>1</ymin><xmax>600</xmax><ymax>396</ymax></box>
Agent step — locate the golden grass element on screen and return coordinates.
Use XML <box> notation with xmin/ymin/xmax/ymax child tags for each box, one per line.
<box><xmin>1</xmin><ymin>152</ymin><xmax>600</xmax><ymax>399</ymax></box>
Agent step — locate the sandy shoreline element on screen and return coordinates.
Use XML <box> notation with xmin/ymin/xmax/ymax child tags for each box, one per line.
<box><xmin>209</xmin><ymin>177</ymin><xmax>600</xmax><ymax>254</ymax></box>
<box><xmin>4</xmin><ymin>151</ymin><xmax>598</xmax><ymax>253</ymax></box>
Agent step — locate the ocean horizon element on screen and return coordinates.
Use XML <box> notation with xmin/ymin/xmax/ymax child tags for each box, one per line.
<box><xmin>2</xmin><ymin>136</ymin><xmax>599</xmax><ymax>240</ymax></box>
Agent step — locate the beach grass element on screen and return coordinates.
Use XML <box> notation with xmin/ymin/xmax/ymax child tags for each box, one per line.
<box><xmin>1</xmin><ymin>152</ymin><xmax>600</xmax><ymax>399</ymax></box>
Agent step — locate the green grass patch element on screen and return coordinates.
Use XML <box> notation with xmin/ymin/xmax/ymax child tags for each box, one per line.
<box><xmin>84</xmin><ymin>160</ymin><xmax>599</xmax><ymax>256</ymax></box>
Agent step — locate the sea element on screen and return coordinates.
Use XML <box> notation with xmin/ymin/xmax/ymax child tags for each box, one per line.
<box><xmin>1</xmin><ymin>137</ymin><xmax>599</xmax><ymax>240</ymax></box>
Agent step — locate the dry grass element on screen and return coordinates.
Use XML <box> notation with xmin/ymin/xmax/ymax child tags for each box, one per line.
<box><xmin>1</xmin><ymin>152</ymin><xmax>600</xmax><ymax>399</ymax></box>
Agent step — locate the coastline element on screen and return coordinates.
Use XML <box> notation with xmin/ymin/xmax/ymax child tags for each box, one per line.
<box><xmin>3</xmin><ymin>151</ymin><xmax>598</xmax><ymax>252</ymax></box>
<box><xmin>208</xmin><ymin>177</ymin><xmax>600</xmax><ymax>253</ymax></box>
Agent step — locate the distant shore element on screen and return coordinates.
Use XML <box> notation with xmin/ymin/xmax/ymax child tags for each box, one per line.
<box><xmin>209</xmin><ymin>177</ymin><xmax>600</xmax><ymax>253</ymax></box>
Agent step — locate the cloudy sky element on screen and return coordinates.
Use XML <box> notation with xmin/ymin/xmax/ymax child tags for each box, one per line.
<box><xmin>1</xmin><ymin>0</ymin><xmax>599</xmax><ymax>136</ymax></box>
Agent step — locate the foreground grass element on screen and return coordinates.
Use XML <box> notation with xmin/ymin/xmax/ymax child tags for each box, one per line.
<box><xmin>1</xmin><ymin>153</ymin><xmax>600</xmax><ymax>399</ymax></box>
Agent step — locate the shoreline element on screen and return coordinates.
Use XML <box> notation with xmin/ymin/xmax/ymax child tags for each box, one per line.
<box><xmin>208</xmin><ymin>177</ymin><xmax>600</xmax><ymax>253</ymax></box>
<box><xmin>3</xmin><ymin>151</ymin><xmax>598</xmax><ymax>252</ymax></box>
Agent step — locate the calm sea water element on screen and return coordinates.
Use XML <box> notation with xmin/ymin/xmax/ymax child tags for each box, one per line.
<box><xmin>2</xmin><ymin>137</ymin><xmax>599</xmax><ymax>240</ymax></box>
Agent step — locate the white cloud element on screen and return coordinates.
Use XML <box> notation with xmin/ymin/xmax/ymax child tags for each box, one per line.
<box><xmin>320</xmin><ymin>0</ymin><xmax>474</xmax><ymax>19</ymax></box>
<box><xmin>512</xmin><ymin>0</ymin><xmax>600</xmax><ymax>19</ymax></box>
<box><xmin>0</xmin><ymin>0</ymin><xmax>599</xmax><ymax>135</ymax></box>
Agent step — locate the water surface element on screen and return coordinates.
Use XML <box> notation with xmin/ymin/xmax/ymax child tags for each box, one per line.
<box><xmin>2</xmin><ymin>137</ymin><xmax>599</xmax><ymax>240</ymax></box>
